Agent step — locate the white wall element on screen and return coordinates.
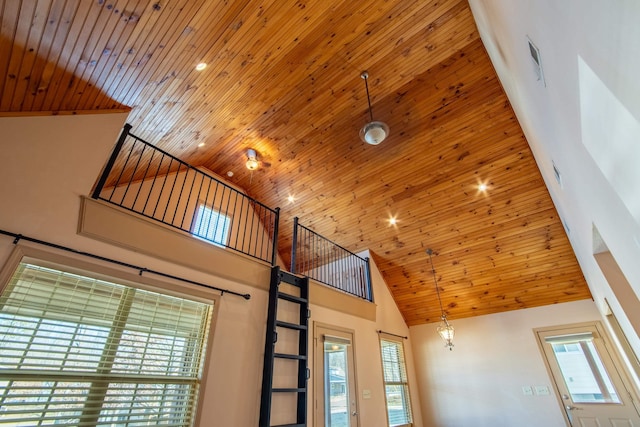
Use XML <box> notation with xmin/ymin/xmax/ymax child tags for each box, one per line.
<box><xmin>0</xmin><ymin>113</ymin><xmax>423</xmax><ymax>426</ymax></box>
<box><xmin>467</xmin><ymin>0</ymin><xmax>640</xmax><ymax>359</ymax></box>
<box><xmin>305</xmin><ymin>250</ymin><xmax>424</xmax><ymax>427</ymax></box>
<box><xmin>411</xmin><ymin>300</ymin><xmax>601</xmax><ymax>427</ymax></box>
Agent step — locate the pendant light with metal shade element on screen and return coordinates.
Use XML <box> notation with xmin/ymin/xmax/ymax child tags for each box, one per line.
<box><xmin>359</xmin><ymin>71</ymin><xmax>389</xmax><ymax>145</ymax></box>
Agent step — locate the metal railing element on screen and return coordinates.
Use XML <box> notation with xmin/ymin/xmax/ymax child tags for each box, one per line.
<box><xmin>290</xmin><ymin>217</ymin><xmax>372</xmax><ymax>301</ymax></box>
<box><xmin>92</xmin><ymin>124</ymin><xmax>280</xmax><ymax>265</ymax></box>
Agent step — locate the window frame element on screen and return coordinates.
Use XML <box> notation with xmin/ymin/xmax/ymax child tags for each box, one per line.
<box><xmin>378</xmin><ymin>333</ymin><xmax>413</xmax><ymax>427</ymax></box>
<box><xmin>190</xmin><ymin>202</ymin><xmax>232</xmax><ymax>247</ymax></box>
<box><xmin>0</xmin><ymin>245</ymin><xmax>220</xmax><ymax>427</ymax></box>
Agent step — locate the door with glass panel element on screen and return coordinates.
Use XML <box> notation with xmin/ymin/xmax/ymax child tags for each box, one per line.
<box><xmin>535</xmin><ymin>322</ymin><xmax>640</xmax><ymax>426</ymax></box>
<box><xmin>314</xmin><ymin>324</ymin><xmax>359</xmax><ymax>427</ymax></box>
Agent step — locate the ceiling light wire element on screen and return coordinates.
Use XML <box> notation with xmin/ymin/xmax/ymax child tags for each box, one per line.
<box><xmin>426</xmin><ymin>248</ymin><xmax>455</xmax><ymax>350</ymax></box>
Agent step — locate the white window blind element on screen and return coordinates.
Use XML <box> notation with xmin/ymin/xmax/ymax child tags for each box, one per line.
<box><xmin>380</xmin><ymin>338</ymin><xmax>413</xmax><ymax>427</ymax></box>
<box><xmin>192</xmin><ymin>204</ymin><xmax>230</xmax><ymax>246</ymax></box>
<box><xmin>0</xmin><ymin>262</ymin><xmax>213</xmax><ymax>427</ymax></box>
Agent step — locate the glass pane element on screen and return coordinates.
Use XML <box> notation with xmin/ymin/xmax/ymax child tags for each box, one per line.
<box><xmin>551</xmin><ymin>338</ymin><xmax>620</xmax><ymax>403</ymax></box>
<box><xmin>192</xmin><ymin>205</ymin><xmax>230</xmax><ymax>246</ymax></box>
<box><xmin>380</xmin><ymin>339</ymin><xmax>412</xmax><ymax>426</ymax></box>
<box><xmin>324</xmin><ymin>342</ymin><xmax>350</xmax><ymax>427</ymax></box>
<box><xmin>386</xmin><ymin>384</ymin><xmax>411</xmax><ymax>426</ymax></box>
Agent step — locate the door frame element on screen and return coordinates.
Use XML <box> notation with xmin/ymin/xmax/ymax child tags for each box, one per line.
<box><xmin>313</xmin><ymin>322</ymin><xmax>360</xmax><ymax>427</ymax></box>
<box><xmin>534</xmin><ymin>321</ymin><xmax>640</xmax><ymax>426</ymax></box>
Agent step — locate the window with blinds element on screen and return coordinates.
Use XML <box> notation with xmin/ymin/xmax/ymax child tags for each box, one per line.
<box><xmin>0</xmin><ymin>262</ymin><xmax>213</xmax><ymax>427</ymax></box>
<box><xmin>191</xmin><ymin>204</ymin><xmax>230</xmax><ymax>247</ymax></box>
<box><xmin>380</xmin><ymin>337</ymin><xmax>413</xmax><ymax>427</ymax></box>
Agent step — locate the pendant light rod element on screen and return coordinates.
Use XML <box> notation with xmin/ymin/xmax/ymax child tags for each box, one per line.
<box><xmin>361</xmin><ymin>71</ymin><xmax>374</xmax><ymax>122</ymax></box>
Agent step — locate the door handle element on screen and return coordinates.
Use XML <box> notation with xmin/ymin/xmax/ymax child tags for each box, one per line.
<box><xmin>351</xmin><ymin>411</ymin><xmax>358</xmax><ymax>416</ymax></box>
<box><xmin>565</xmin><ymin>405</ymin><xmax>583</xmax><ymax>411</ymax></box>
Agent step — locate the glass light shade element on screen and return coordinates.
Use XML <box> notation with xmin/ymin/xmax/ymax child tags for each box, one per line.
<box><xmin>246</xmin><ymin>149</ymin><xmax>259</xmax><ymax>170</ymax></box>
<box><xmin>437</xmin><ymin>319</ymin><xmax>455</xmax><ymax>350</ymax></box>
<box><xmin>246</xmin><ymin>158</ymin><xmax>259</xmax><ymax>170</ymax></box>
<box><xmin>360</xmin><ymin>121</ymin><xmax>389</xmax><ymax>145</ymax></box>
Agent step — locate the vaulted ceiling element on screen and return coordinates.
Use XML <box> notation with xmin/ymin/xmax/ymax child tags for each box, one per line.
<box><xmin>0</xmin><ymin>0</ymin><xmax>592</xmax><ymax>325</ymax></box>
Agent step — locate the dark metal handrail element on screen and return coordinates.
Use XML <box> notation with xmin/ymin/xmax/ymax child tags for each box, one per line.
<box><xmin>92</xmin><ymin>124</ymin><xmax>280</xmax><ymax>265</ymax></box>
<box><xmin>290</xmin><ymin>217</ymin><xmax>372</xmax><ymax>301</ymax></box>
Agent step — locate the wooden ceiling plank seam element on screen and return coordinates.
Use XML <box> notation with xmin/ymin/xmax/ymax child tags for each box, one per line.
<box><xmin>9</xmin><ymin>0</ymin><xmax>54</xmax><ymax>111</ymax></box>
<box><xmin>28</xmin><ymin>0</ymin><xmax>83</xmax><ymax>111</ymax></box>
<box><xmin>123</xmin><ymin>0</ymin><xmax>256</xmax><ymax>140</ymax></box>
<box><xmin>108</xmin><ymin>0</ymin><xmax>213</xmax><ymax>111</ymax></box>
<box><xmin>38</xmin><ymin>0</ymin><xmax>97</xmax><ymax>111</ymax></box>
<box><xmin>0</xmin><ymin>0</ymin><xmax>23</xmax><ymax>105</ymax></box>
<box><xmin>308</xmin><ymin>181</ymin><xmax>552</xmax><ymax>238</ymax></box>
<box><xmin>387</xmin><ymin>254</ymin><xmax>583</xmax><ymax>292</ymax></box>
<box><xmin>59</xmin><ymin>0</ymin><xmax>136</xmax><ymax>110</ymax></box>
<box><xmin>66</xmin><ymin>0</ymin><xmax>144</xmax><ymax>110</ymax></box>
<box><xmin>84</xmin><ymin>0</ymin><xmax>188</xmax><ymax>110</ymax></box>
<box><xmin>20</xmin><ymin>0</ymin><xmax>68</xmax><ymax>111</ymax></box>
<box><xmin>131</xmin><ymin>0</ymin><xmax>296</xmax><ymax>139</ymax></box>
<box><xmin>1</xmin><ymin>0</ymin><xmax>37</xmax><ymax>111</ymax></box>
<box><xmin>76</xmin><ymin>0</ymin><xmax>152</xmax><ymax>110</ymax></box>
<box><xmin>136</xmin><ymin>0</ymin><xmax>346</xmax><ymax>149</ymax></box>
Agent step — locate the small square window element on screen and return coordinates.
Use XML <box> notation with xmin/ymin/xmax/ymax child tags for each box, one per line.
<box><xmin>191</xmin><ymin>204</ymin><xmax>231</xmax><ymax>246</ymax></box>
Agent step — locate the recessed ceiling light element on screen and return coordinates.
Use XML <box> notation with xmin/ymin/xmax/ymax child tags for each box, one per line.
<box><xmin>227</xmin><ymin>171</ymin><xmax>234</xmax><ymax>177</ymax></box>
<box><xmin>388</xmin><ymin>216</ymin><xmax>397</xmax><ymax>226</ymax></box>
<box><xmin>287</xmin><ymin>195</ymin><xmax>295</xmax><ymax>203</ymax></box>
<box><xmin>197</xmin><ymin>142</ymin><xmax>205</xmax><ymax>147</ymax></box>
<box><xmin>195</xmin><ymin>62</ymin><xmax>207</xmax><ymax>71</ymax></box>
<box><xmin>478</xmin><ymin>183</ymin><xmax>488</xmax><ymax>192</ymax></box>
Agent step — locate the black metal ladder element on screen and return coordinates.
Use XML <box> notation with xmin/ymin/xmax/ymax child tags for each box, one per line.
<box><xmin>259</xmin><ymin>266</ymin><xmax>310</xmax><ymax>427</ymax></box>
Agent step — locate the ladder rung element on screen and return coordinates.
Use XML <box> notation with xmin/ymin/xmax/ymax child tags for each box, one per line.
<box><xmin>274</xmin><ymin>353</ymin><xmax>307</xmax><ymax>360</ymax></box>
<box><xmin>272</xmin><ymin>388</ymin><xmax>306</xmax><ymax>393</ymax></box>
<box><xmin>276</xmin><ymin>320</ymin><xmax>307</xmax><ymax>331</ymax></box>
<box><xmin>279</xmin><ymin>271</ymin><xmax>307</xmax><ymax>287</ymax></box>
<box><xmin>277</xmin><ymin>292</ymin><xmax>308</xmax><ymax>304</ymax></box>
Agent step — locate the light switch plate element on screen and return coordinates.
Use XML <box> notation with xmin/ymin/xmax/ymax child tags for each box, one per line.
<box><xmin>363</xmin><ymin>389</ymin><xmax>371</xmax><ymax>399</ymax></box>
<box><xmin>522</xmin><ymin>386</ymin><xmax>534</xmax><ymax>396</ymax></box>
<box><xmin>535</xmin><ymin>385</ymin><xmax>550</xmax><ymax>395</ymax></box>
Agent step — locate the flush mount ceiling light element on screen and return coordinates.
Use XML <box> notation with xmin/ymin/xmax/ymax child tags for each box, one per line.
<box><xmin>246</xmin><ymin>149</ymin><xmax>259</xmax><ymax>170</ymax></box>
<box><xmin>359</xmin><ymin>71</ymin><xmax>389</xmax><ymax>145</ymax></box>
<box><xmin>426</xmin><ymin>248</ymin><xmax>455</xmax><ymax>351</ymax></box>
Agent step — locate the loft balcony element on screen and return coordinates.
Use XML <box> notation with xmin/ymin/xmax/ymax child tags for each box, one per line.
<box><xmin>85</xmin><ymin>124</ymin><xmax>373</xmax><ymax>304</ymax></box>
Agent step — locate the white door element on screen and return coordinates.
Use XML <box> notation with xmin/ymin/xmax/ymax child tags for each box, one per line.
<box><xmin>314</xmin><ymin>323</ymin><xmax>359</xmax><ymax>427</ymax></box>
<box><xmin>535</xmin><ymin>322</ymin><xmax>640</xmax><ymax>426</ymax></box>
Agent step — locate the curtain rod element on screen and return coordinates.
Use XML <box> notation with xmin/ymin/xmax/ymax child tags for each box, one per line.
<box><xmin>0</xmin><ymin>229</ymin><xmax>251</xmax><ymax>300</ymax></box>
<box><xmin>377</xmin><ymin>329</ymin><xmax>408</xmax><ymax>339</ymax></box>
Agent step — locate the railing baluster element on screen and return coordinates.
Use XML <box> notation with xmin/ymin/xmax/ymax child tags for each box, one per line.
<box><xmin>92</xmin><ymin>123</ymin><xmax>132</xmax><ymax>200</ymax></box>
<box><xmin>171</xmin><ymin>164</ymin><xmax>190</xmax><ymax>226</ymax></box>
<box><xmin>289</xmin><ymin>220</ymin><xmax>372</xmax><ymax>301</ymax></box>
<box><xmin>143</xmin><ymin>153</ymin><xmax>164</xmax><ymax>214</ymax></box>
<box><xmin>92</xmin><ymin>125</ymin><xmax>278</xmax><ymax>265</ymax></box>
<box><xmin>179</xmin><ymin>167</ymin><xmax>196</xmax><ymax>229</ymax></box>
<box><xmin>132</xmin><ymin>149</ymin><xmax>155</xmax><ymax>211</ymax></box>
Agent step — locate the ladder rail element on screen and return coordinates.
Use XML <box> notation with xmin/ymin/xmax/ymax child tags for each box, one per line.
<box><xmin>259</xmin><ymin>266</ymin><xmax>310</xmax><ymax>427</ymax></box>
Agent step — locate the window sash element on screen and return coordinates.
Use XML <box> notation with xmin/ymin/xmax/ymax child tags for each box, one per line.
<box><xmin>380</xmin><ymin>338</ymin><xmax>413</xmax><ymax>427</ymax></box>
<box><xmin>0</xmin><ymin>262</ymin><xmax>213</xmax><ymax>427</ymax></box>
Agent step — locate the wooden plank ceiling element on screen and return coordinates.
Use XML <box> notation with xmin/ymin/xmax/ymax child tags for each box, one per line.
<box><xmin>0</xmin><ymin>0</ymin><xmax>592</xmax><ymax>326</ymax></box>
